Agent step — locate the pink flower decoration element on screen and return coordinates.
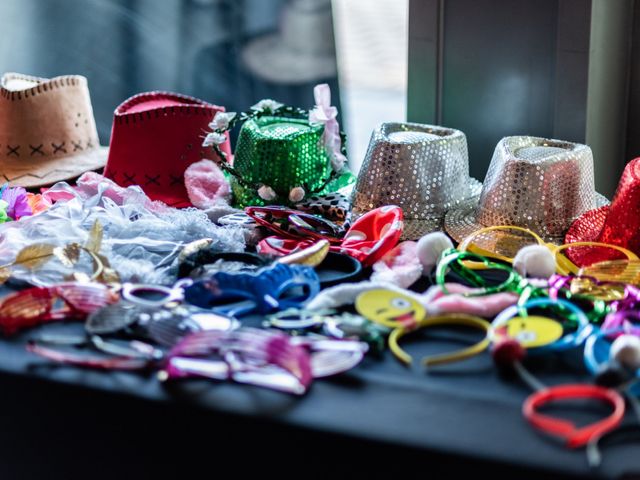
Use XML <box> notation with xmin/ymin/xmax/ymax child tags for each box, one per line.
<box><xmin>2</xmin><ymin>186</ymin><xmax>32</xmax><ymax>220</ymax></box>
<box><xmin>25</xmin><ymin>193</ymin><xmax>52</xmax><ymax>215</ymax></box>
<box><xmin>184</xmin><ymin>159</ymin><xmax>231</xmax><ymax>209</ymax></box>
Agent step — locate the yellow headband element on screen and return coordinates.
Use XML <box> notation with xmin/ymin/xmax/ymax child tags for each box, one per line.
<box><xmin>388</xmin><ymin>314</ymin><xmax>491</xmax><ymax>367</ymax></box>
<box><xmin>459</xmin><ymin>225</ymin><xmax>639</xmax><ymax>277</ymax></box>
<box><xmin>579</xmin><ymin>259</ymin><xmax>640</xmax><ymax>286</ymax></box>
<box><xmin>551</xmin><ymin>242</ymin><xmax>639</xmax><ymax>276</ymax></box>
<box><xmin>458</xmin><ymin>225</ymin><xmax>549</xmax><ymax>270</ymax></box>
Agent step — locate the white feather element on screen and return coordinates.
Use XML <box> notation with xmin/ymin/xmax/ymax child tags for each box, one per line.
<box><xmin>416</xmin><ymin>232</ymin><xmax>453</xmax><ymax>272</ymax></box>
<box><xmin>513</xmin><ymin>245</ymin><xmax>555</xmax><ymax>278</ymax></box>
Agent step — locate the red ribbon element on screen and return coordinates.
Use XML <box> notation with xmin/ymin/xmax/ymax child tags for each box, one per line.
<box><xmin>258</xmin><ymin>206</ymin><xmax>404</xmax><ymax>267</ymax></box>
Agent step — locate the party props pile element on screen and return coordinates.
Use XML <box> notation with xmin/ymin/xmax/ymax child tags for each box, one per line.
<box><xmin>1</xmin><ymin>70</ymin><xmax>640</xmax><ymax>472</ymax></box>
<box><xmin>301</xmin><ymin>217</ymin><xmax>640</xmax><ymax>465</ymax></box>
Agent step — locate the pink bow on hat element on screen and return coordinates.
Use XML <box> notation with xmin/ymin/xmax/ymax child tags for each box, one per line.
<box><xmin>309</xmin><ymin>84</ymin><xmax>347</xmax><ymax>172</ymax></box>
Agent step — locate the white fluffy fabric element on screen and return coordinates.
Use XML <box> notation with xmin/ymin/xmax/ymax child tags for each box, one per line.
<box><xmin>370</xmin><ymin>241</ymin><xmax>422</xmax><ymax>288</ymax></box>
<box><xmin>370</xmin><ymin>263</ymin><xmax>422</xmax><ymax>289</ymax></box>
<box><xmin>0</xmin><ymin>180</ymin><xmax>246</xmax><ymax>286</ymax></box>
<box><xmin>416</xmin><ymin>232</ymin><xmax>453</xmax><ymax>272</ymax></box>
<box><xmin>513</xmin><ymin>244</ymin><xmax>556</xmax><ymax>279</ymax></box>
<box><xmin>203</xmin><ymin>204</ymin><xmax>243</xmax><ymax>223</ymax></box>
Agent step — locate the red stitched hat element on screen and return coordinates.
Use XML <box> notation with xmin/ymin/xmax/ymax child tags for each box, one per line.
<box><xmin>565</xmin><ymin>158</ymin><xmax>640</xmax><ymax>266</ymax></box>
<box><xmin>103</xmin><ymin>92</ymin><xmax>231</xmax><ymax>207</ymax></box>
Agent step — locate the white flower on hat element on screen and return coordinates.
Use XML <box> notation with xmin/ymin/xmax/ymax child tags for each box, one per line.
<box><xmin>251</xmin><ymin>99</ymin><xmax>284</xmax><ymax>113</ymax></box>
<box><xmin>258</xmin><ymin>185</ymin><xmax>277</xmax><ymax>201</ymax></box>
<box><xmin>330</xmin><ymin>152</ymin><xmax>347</xmax><ymax>172</ymax></box>
<box><xmin>209</xmin><ymin>111</ymin><xmax>236</xmax><ymax>131</ymax></box>
<box><xmin>202</xmin><ymin>132</ymin><xmax>227</xmax><ymax>147</ymax></box>
<box><xmin>288</xmin><ymin>186</ymin><xmax>306</xmax><ymax>203</ymax></box>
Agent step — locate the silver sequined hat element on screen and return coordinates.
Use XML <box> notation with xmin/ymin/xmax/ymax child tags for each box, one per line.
<box><xmin>445</xmin><ymin>136</ymin><xmax>608</xmax><ymax>243</ymax></box>
<box><xmin>351</xmin><ymin>122</ymin><xmax>481</xmax><ymax>240</ymax></box>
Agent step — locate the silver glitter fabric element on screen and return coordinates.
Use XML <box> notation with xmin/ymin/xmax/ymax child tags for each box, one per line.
<box><xmin>445</xmin><ymin>136</ymin><xmax>608</xmax><ymax>243</ymax></box>
<box><xmin>351</xmin><ymin>122</ymin><xmax>481</xmax><ymax>240</ymax></box>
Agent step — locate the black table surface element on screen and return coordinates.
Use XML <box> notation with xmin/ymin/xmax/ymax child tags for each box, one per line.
<box><xmin>0</xmin><ymin>281</ymin><xmax>639</xmax><ymax>480</ymax></box>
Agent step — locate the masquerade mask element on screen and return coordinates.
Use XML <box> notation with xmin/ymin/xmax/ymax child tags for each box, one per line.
<box><xmin>0</xmin><ymin>282</ymin><xmax>117</xmax><ymax>335</ymax></box>
<box><xmin>258</xmin><ymin>205</ymin><xmax>403</xmax><ymax>267</ymax></box>
<box><xmin>27</xmin><ymin>335</ymin><xmax>162</xmax><ymax>371</ymax></box>
<box><xmin>246</xmin><ymin>205</ymin><xmax>344</xmax><ymax>242</ymax></box>
<box><xmin>160</xmin><ymin>328</ymin><xmax>313</xmax><ymax>395</ymax></box>
<box><xmin>183</xmin><ymin>263</ymin><xmax>320</xmax><ymax>316</ymax></box>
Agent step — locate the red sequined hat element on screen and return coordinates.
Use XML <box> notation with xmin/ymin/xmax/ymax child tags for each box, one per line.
<box><xmin>103</xmin><ymin>92</ymin><xmax>231</xmax><ymax>207</ymax></box>
<box><xmin>565</xmin><ymin>158</ymin><xmax>640</xmax><ymax>265</ymax></box>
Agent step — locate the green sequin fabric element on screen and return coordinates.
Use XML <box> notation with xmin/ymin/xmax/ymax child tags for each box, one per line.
<box><xmin>230</xmin><ymin>116</ymin><xmax>355</xmax><ymax>208</ymax></box>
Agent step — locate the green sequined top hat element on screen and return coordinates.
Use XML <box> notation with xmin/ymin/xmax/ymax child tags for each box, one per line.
<box><xmin>202</xmin><ymin>84</ymin><xmax>355</xmax><ymax>208</ymax></box>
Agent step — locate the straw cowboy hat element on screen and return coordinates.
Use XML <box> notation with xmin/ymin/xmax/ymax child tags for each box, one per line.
<box><xmin>0</xmin><ymin>72</ymin><xmax>107</xmax><ymax>188</ymax></box>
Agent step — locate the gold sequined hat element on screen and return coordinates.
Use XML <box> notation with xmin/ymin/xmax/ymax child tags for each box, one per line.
<box><xmin>351</xmin><ymin>122</ymin><xmax>481</xmax><ymax>240</ymax></box>
<box><xmin>0</xmin><ymin>72</ymin><xmax>107</xmax><ymax>188</ymax></box>
<box><xmin>445</xmin><ymin>136</ymin><xmax>608</xmax><ymax>243</ymax></box>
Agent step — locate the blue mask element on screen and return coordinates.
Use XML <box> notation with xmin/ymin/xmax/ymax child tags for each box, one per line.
<box><xmin>183</xmin><ymin>262</ymin><xmax>320</xmax><ymax>316</ymax></box>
